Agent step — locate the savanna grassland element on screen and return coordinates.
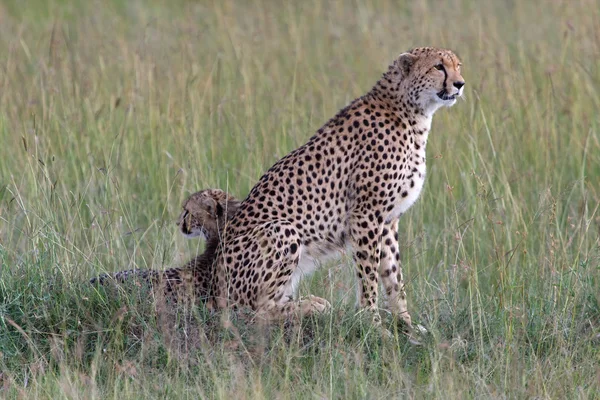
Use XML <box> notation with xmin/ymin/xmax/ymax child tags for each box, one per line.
<box><xmin>0</xmin><ymin>0</ymin><xmax>599</xmax><ymax>398</ymax></box>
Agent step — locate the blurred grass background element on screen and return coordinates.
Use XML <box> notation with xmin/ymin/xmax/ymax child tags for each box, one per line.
<box><xmin>0</xmin><ymin>0</ymin><xmax>599</xmax><ymax>398</ymax></box>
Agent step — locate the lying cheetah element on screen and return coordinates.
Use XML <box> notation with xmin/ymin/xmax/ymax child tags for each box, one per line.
<box><xmin>213</xmin><ymin>47</ymin><xmax>465</xmax><ymax>333</ymax></box>
<box><xmin>91</xmin><ymin>189</ymin><xmax>240</xmax><ymax>305</ymax></box>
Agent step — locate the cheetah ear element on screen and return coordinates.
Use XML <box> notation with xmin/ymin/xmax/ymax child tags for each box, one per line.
<box><xmin>225</xmin><ymin>200</ymin><xmax>241</xmax><ymax>220</ymax></box>
<box><xmin>215</xmin><ymin>202</ymin><xmax>224</xmax><ymax>218</ymax></box>
<box><xmin>200</xmin><ymin>197</ymin><xmax>217</xmax><ymax>217</ymax></box>
<box><xmin>396</xmin><ymin>53</ymin><xmax>417</xmax><ymax>76</ymax></box>
<box><xmin>216</xmin><ymin>200</ymin><xmax>241</xmax><ymax>221</ymax></box>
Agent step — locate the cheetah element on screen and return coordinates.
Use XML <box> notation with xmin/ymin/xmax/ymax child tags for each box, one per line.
<box><xmin>91</xmin><ymin>189</ymin><xmax>240</xmax><ymax>306</ymax></box>
<box><xmin>212</xmin><ymin>47</ymin><xmax>465</xmax><ymax>334</ymax></box>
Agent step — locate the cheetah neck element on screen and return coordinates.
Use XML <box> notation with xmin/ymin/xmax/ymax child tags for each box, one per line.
<box><xmin>186</xmin><ymin>237</ymin><xmax>220</xmax><ymax>274</ymax></box>
<box><xmin>372</xmin><ymin>68</ymin><xmax>447</xmax><ymax>118</ymax></box>
<box><xmin>370</xmin><ymin>77</ymin><xmax>433</xmax><ymax>122</ymax></box>
<box><xmin>366</xmin><ymin>79</ymin><xmax>433</xmax><ymax>148</ymax></box>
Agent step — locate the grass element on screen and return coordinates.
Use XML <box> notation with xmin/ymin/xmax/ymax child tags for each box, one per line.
<box><xmin>0</xmin><ymin>0</ymin><xmax>599</xmax><ymax>398</ymax></box>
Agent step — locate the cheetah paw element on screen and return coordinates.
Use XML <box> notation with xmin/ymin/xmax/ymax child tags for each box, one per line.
<box><xmin>305</xmin><ymin>295</ymin><xmax>332</xmax><ymax>313</ymax></box>
<box><xmin>403</xmin><ymin>323</ymin><xmax>428</xmax><ymax>346</ymax></box>
<box><xmin>414</xmin><ymin>323</ymin><xmax>428</xmax><ymax>334</ymax></box>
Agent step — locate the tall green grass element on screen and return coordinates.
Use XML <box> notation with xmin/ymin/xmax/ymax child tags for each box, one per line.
<box><xmin>0</xmin><ymin>0</ymin><xmax>599</xmax><ymax>398</ymax></box>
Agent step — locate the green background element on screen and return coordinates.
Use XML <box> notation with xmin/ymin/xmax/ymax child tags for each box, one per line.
<box><xmin>0</xmin><ymin>0</ymin><xmax>598</xmax><ymax>398</ymax></box>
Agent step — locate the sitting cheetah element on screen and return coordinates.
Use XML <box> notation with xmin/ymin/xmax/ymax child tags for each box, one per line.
<box><xmin>213</xmin><ymin>47</ymin><xmax>465</xmax><ymax>334</ymax></box>
<box><xmin>91</xmin><ymin>189</ymin><xmax>240</xmax><ymax>306</ymax></box>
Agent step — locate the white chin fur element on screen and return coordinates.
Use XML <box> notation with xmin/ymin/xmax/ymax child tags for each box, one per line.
<box><xmin>445</xmin><ymin>98</ymin><xmax>457</xmax><ymax>107</ymax></box>
<box><xmin>182</xmin><ymin>230</ymin><xmax>207</xmax><ymax>240</ymax></box>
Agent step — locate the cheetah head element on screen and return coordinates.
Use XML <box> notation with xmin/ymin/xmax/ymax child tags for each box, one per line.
<box><xmin>177</xmin><ymin>189</ymin><xmax>241</xmax><ymax>240</ymax></box>
<box><xmin>390</xmin><ymin>47</ymin><xmax>465</xmax><ymax>115</ymax></box>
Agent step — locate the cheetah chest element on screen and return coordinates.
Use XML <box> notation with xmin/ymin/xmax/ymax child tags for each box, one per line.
<box><xmin>386</xmin><ymin>163</ymin><xmax>426</xmax><ymax>222</ymax></box>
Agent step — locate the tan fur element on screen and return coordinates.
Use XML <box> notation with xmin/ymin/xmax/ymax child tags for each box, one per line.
<box><xmin>91</xmin><ymin>189</ymin><xmax>241</xmax><ymax>305</ymax></box>
<box><xmin>208</xmin><ymin>48</ymin><xmax>465</xmax><ymax>333</ymax></box>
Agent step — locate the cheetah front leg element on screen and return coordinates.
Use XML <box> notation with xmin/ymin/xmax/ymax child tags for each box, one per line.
<box><xmin>379</xmin><ymin>219</ymin><xmax>412</xmax><ymax>327</ymax></box>
<box><xmin>350</xmin><ymin>215</ymin><xmax>384</xmax><ymax>326</ymax></box>
<box><xmin>379</xmin><ymin>219</ymin><xmax>427</xmax><ymax>343</ymax></box>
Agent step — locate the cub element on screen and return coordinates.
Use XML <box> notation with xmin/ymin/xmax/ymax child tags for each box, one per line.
<box><xmin>90</xmin><ymin>189</ymin><xmax>240</xmax><ymax>305</ymax></box>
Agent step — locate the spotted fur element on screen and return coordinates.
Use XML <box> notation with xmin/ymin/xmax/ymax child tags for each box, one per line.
<box><xmin>90</xmin><ymin>189</ymin><xmax>241</xmax><ymax>305</ymax></box>
<box><xmin>212</xmin><ymin>47</ymin><xmax>465</xmax><ymax>330</ymax></box>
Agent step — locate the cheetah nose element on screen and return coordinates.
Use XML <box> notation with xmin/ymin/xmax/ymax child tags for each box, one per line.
<box><xmin>453</xmin><ymin>81</ymin><xmax>465</xmax><ymax>90</ymax></box>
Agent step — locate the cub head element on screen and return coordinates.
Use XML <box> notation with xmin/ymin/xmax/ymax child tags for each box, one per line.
<box><xmin>176</xmin><ymin>189</ymin><xmax>241</xmax><ymax>240</ymax></box>
<box><xmin>389</xmin><ymin>47</ymin><xmax>465</xmax><ymax>114</ymax></box>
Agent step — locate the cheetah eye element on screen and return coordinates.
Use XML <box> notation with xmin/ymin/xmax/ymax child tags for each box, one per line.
<box><xmin>434</xmin><ymin>64</ymin><xmax>444</xmax><ymax>71</ymax></box>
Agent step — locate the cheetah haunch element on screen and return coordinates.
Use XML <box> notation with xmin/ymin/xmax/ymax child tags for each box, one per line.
<box><xmin>91</xmin><ymin>189</ymin><xmax>240</xmax><ymax>306</ymax></box>
<box><xmin>213</xmin><ymin>47</ymin><xmax>465</xmax><ymax>333</ymax></box>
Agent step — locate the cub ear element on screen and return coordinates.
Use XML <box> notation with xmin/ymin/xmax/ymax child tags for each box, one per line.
<box><xmin>199</xmin><ymin>196</ymin><xmax>217</xmax><ymax>217</ymax></box>
<box><xmin>215</xmin><ymin>202</ymin><xmax>224</xmax><ymax>218</ymax></box>
<box><xmin>395</xmin><ymin>53</ymin><xmax>418</xmax><ymax>76</ymax></box>
<box><xmin>225</xmin><ymin>200</ymin><xmax>241</xmax><ymax>220</ymax></box>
